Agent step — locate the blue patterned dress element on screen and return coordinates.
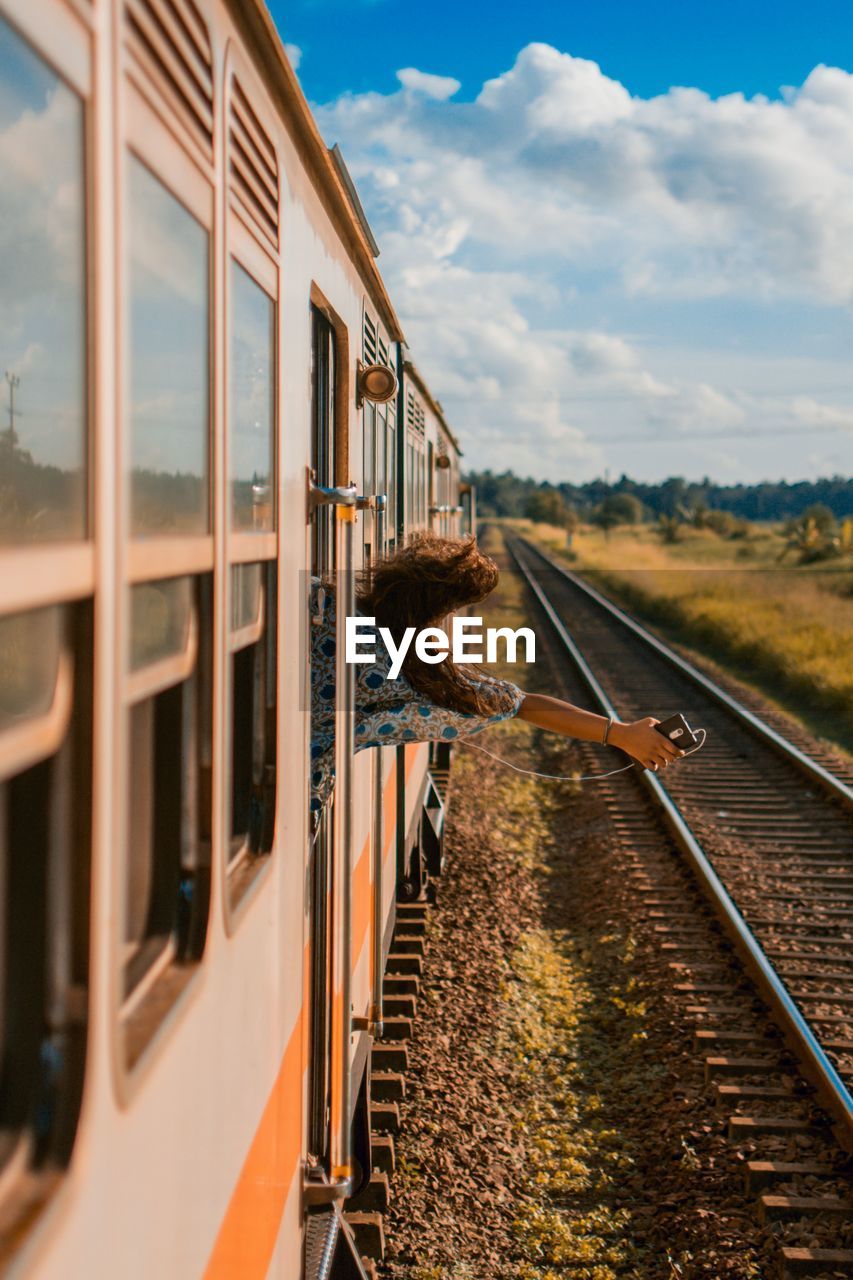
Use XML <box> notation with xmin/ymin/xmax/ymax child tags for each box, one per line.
<box><xmin>310</xmin><ymin>582</ymin><xmax>524</xmax><ymax>811</ymax></box>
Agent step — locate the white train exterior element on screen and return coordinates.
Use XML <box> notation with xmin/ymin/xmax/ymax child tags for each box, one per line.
<box><xmin>0</xmin><ymin>0</ymin><xmax>470</xmax><ymax>1275</ymax></box>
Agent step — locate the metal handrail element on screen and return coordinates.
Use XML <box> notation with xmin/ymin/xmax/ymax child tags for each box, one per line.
<box><xmin>307</xmin><ymin>474</ymin><xmax>358</xmax><ymax>516</ymax></box>
<box><xmin>508</xmin><ymin>536</ymin><xmax>853</xmax><ymax>1152</ymax></box>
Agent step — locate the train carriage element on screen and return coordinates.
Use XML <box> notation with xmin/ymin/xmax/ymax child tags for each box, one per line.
<box><xmin>0</xmin><ymin>0</ymin><xmax>468</xmax><ymax>1274</ymax></box>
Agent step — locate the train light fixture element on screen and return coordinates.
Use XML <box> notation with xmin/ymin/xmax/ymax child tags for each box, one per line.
<box><xmin>435</xmin><ymin>453</ymin><xmax>451</xmax><ymax>469</ymax></box>
<box><xmin>357</xmin><ymin>360</ymin><xmax>397</xmax><ymax>406</ymax></box>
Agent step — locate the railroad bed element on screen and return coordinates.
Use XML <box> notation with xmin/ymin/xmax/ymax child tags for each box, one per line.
<box><xmin>500</xmin><ymin>530</ymin><xmax>853</xmax><ymax>1277</ymax></box>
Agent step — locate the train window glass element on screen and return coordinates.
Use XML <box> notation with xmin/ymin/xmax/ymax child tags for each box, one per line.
<box><xmin>362</xmin><ymin>402</ymin><xmax>376</xmax><ymax>562</ymax></box>
<box><xmin>231</xmin><ymin>561</ymin><xmax>262</xmax><ymax>634</ymax></box>
<box><xmin>230</xmin><ymin>260</ymin><xmax>274</xmax><ymax>532</ymax></box>
<box><xmin>0</xmin><ymin>18</ymin><xmax>87</xmax><ymax>545</ymax></box>
<box><xmin>376</xmin><ymin>408</ymin><xmax>387</xmax><ymax>502</ymax></box>
<box><xmin>416</xmin><ymin>448</ymin><xmax>424</xmax><ymax>525</ymax></box>
<box><xmin>363</xmin><ymin>402</ymin><xmax>375</xmax><ymax>496</ymax></box>
<box><xmin>129</xmin><ymin>578</ymin><xmax>193</xmax><ymax>671</ymax></box>
<box><xmin>387</xmin><ymin>420</ymin><xmax>396</xmax><ymax>538</ymax></box>
<box><xmin>128</xmin><ymin>157</ymin><xmax>209</xmax><ymax>537</ymax></box>
<box><xmin>0</xmin><ymin>600</ymin><xmax>91</xmax><ymax>1190</ymax></box>
<box><xmin>0</xmin><ymin>607</ymin><xmax>62</xmax><ymax>731</ymax></box>
<box><xmin>311</xmin><ymin>308</ymin><xmax>337</xmax><ymax>573</ymax></box>
<box><xmin>227</xmin><ymin>562</ymin><xmax>277</xmax><ymax>881</ymax></box>
<box><xmin>122</xmin><ymin>574</ymin><xmax>211</xmax><ymax>1045</ymax></box>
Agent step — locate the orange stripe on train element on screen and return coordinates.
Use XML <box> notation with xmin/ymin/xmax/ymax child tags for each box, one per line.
<box><xmin>202</xmin><ymin>1026</ymin><xmax>302</xmax><ymax>1279</ymax></box>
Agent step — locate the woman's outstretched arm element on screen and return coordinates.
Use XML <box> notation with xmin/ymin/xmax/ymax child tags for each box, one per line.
<box><xmin>517</xmin><ymin>692</ymin><xmax>683</xmax><ymax>771</ymax></box>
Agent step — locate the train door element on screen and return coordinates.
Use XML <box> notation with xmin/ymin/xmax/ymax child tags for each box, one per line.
<box><xmin>308</xmin><ymin>304</ymin><xmax>336</xmax><ymax>1174</ymax></box>
<box><xmin>305</xmin><ymin>306</ymin><xmax>372</xmax><ymax>1279</ymax></box>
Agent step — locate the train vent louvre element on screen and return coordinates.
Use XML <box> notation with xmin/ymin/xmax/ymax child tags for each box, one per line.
<box><xmin>229</xmin><ymin>79</ymin><xmax>279</xmax><ymax>249</ymax></box>
<box><xmin>378</xmin><ymin>333</ymin><xmax>390</xmax><ymax>367</ymax></box>
<box><xmin>406</xmin><ymin>391</ymin><xmax>425</xmax><ymax>434</ymax></box>
<box><xmin>363</xmin><ymin>311</ymin><xmax>378</xmax><ymax>365</ymax></box>
<box><xmin>125</xmin><ymin>0</ymin><xmax>213</xmax><ymax>158</ymax></box>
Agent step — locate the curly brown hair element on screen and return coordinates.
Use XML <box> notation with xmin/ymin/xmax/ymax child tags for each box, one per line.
<box><xmin>356</xmin><ymin>532</ymin><xmax>517</xmax><ymax>717</ymax></box>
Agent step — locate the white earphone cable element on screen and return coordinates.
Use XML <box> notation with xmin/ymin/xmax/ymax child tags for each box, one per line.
<box><xmin>460</xmin><ymin>729</ymin><xmax>706</xmax><ymax>783</ymax></box>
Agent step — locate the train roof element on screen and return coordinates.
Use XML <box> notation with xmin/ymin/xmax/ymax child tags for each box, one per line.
<box><xmin>228</xmin><ymin>0</ymin><xmax>404</xmax><ymax>344</ymax></box>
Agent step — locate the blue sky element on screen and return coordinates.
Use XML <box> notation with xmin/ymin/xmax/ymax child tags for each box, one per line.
<box><xmin>272</xmin><ymin>0</ymin><xmax>853</xmax><ymax>106</ymax></box>
<box><xmin>269</xmin><ymin>0</ymin><xmax>853</xmax><ymax>485</ymax></box>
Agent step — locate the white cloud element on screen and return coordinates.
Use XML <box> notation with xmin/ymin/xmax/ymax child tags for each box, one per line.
<box><xmin>284</xmin><ymin>43</ymin><xmax>302</xmax><ymax>71</ymax></box>
<box><xmin>396</xmin><ymin>67</ymin><xmax>461</xmax><ymax>101</ymax></box>
<box><xmin>316</xmin><ymin>46</ymin><xmax>853</xmax><ymax>481</ymax></box>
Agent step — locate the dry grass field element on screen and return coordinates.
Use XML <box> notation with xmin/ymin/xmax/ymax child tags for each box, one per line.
<box><xmin>513</xmin><ymin>519</ymin><xmax>853</xmax><ymax>755</ymax></box>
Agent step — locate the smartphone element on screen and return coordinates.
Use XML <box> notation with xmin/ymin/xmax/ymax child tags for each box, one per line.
<box><xmin>654</xmin><ymin>713</ymin><xmax>701</xmax><ymax>750</ymax></box>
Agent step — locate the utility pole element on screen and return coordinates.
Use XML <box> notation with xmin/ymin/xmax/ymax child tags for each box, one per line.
<box><xmin>4</xmin><ymin>371</ymin><xmax>20</xmax><ymax>447</ymax></box>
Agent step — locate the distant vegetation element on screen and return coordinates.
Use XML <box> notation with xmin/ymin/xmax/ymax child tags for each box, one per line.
<box><xmin>470</xmin><ymin>469</ymin><xmax>853</xmax><ymax>526</ymax></box>
<box><xmin>516</xmin><ymin>514</ymin><xmax>853</xmax><ymax>755</ymax></box>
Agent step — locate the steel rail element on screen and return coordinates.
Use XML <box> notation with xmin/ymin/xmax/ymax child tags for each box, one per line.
<box><xmin>518</xmin><ymin>535</ymin><xmax>853</xmax><ymax>814</ymax></box>
<box><xmin>507</xmin><ymin>535</ymin><xmax>853</xmax><ymax>1152</ymax></box>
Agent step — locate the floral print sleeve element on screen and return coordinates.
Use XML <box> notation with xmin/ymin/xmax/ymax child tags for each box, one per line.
<box><xmin>309</xmin><ymin>581</ymin><xmax>523</xmax><ymax>811</ymax></box>
<box><xmin>353</xmin><ymin>674</ymin><xmax>523</xmax><ymax>751</ymax></box>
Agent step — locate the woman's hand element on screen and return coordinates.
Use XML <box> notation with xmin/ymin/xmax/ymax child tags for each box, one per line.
<box><xmin>516</xmin><ymin>695</ymin><xmax>685</xmax><ymax>770</ymax></box>
<box><xmin>609</xmin><ymin>717</ymin><xmax>684</xmax><ymax>771</ymax></box>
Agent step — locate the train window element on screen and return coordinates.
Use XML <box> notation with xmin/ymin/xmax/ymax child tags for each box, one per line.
<box><xmin>0</xmin><ymin>17</ymin><xmax>87</xmax><ymax>545</ymax></box>
<box><xmin>0</xmin><ymin>600</ymin><xmax>92</xmax><ymax>1190</ymax></box>
<box><xmin>130</xmin><ymin>577</ymin><xmax>193</xmax><ymax>671</ymax></box>
<box><xmin>407</xmin><ymin>441</ymin><xmax>415</xmax><ymax>529</ymax></box>
<box><xmin>363</xmin><ymin>402</ymin><xmax>375</xmax><ymax>497</ymax></box>
<box><xmin>416</xmin><ymin>447</ymin><xmax>424</xmax><ymax>525</ymax></box>
<box><xmin>376</xmin><ymin>407</ymin><xmax>387</xmax><ymax>503</ymax></box>
<box><xmin>231</xmin><ymin>560</ymin><xmax>262</xmax><ymax>634</ymax></box>
<box><xmin>427</xmin><ymin>442</ymin><xmax>435</xmax><ymax>516</ymax></box>
<box><xmin>227</xmin><ymin>562</ymin><xmax>277</xmax><ymax>889</ymax></box>
<box><xmin>311</xmin><ymin>307</ymin><xmax>337</xmax><ymax>572</ymax></box>
<box><xmin>387</xmin><ymin>419</ymin><xmax>397</xmax><ymax>544</ymax></box>
<box><xmin>128</xmin><ymin>157</ymin><xmax>209</xmax><ymax>537</ymax></box>
<box><xmin>122</xmin><ymin>574</ymin><xmax>211</xmax><ymax>1053</ymax></box>
<box><xmin>226</xmin><ymin>254</ymin><xmax>278</xmax><ymax>910</ymax></box>
<box><xmin>230</xmin><ymin>260</ymin><xmax>275</xmax><ymax>532</ymax></box>
<box><xmin>0</xmin><ymin>607</ymin><xmax>63</xmax><ymax>732</ymax></box>
<box><xmin>363</xmin><ymin>412</ymin><xmax>373</xmax><ymax>556</ymax></box>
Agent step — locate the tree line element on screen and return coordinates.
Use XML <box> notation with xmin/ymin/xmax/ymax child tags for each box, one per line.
<box><xmin>469</xmin><ymin>470</ymin><xmax>853</xmax><ymax>524</ymax></box>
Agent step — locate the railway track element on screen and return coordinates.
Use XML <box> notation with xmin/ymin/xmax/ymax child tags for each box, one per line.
<box><xmin>503</xmin><ymin>531</ymin><xmax>853</xmax><ymax>1275</ymax></box>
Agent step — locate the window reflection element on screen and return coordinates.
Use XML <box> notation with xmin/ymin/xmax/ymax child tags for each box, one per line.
<box><xmin>376</xmin><ymin>409</ymin><xmax>387</xmax><ymax>500</ymax></box>
<box><xmin>231</xmin><ymin>562</ymin><xmax>262</xmax><ymax>635</ymax></box>
<box><xmin>129</xmin><ymin>158</ymin><xmax>209</xmax><ymax>536</ymax></box>
<box><xmin>230</xmin><ymin>261</ymin><xmax>274</xmax><ymax>532</ymax></box>
<box><xmin>130</xmin><ymin>577</ymin><xmax>192</xmax><ymax>671</ymax></box>
<box><xmin>0</xmin><ymin>19</ymin><xmax>86</xmax><ymax>544</ymax></box>
<box><xmin>0</xmin><ymin>606</ymin><xmax>62</xmax><ymax>731</ymax></box>
<box><xmin>363</xmin><ymin>402</ymin><xmax>375</xmax><ymax>497</ymax></box>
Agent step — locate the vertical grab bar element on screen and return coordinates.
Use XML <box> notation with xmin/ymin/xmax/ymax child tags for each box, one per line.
<box><xmin>330</xmin><ymin>499</ymin><xmax>357</xmax><ymax>1191</ymax></box>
